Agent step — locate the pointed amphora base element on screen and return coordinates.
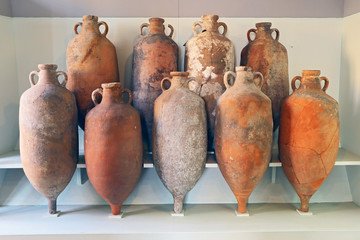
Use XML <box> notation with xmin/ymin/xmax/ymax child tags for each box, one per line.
<box><xmin>297</xmin><ymin>195</ymin><xmax>313</xmax><ymax>215</ymax></box>
<box><xmin>235</xmin><ymin>196</ymin><xmax>249</xmax><ymax>216</ymax></box>
<box><xmin>109</xmin><ymin>203</ymin><xmax>123</xmax><ymax>218</ymax></box>
<box><xmin>172</xmin><ymin>196</ymin><xmax>185</xmax><ymax>216</ymax></box>
<box><xmin>299</xmin><ymin>195</ymin><xmax>312</xmax><ymax>212</ymax></box>
<box><xmin>46</xmin><ymin>198</ymin><xmax>60</xmax><ymax>217</ymax></box>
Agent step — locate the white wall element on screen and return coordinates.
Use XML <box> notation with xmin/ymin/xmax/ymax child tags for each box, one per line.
<box><xmin>344</xmin><ymin>0</ymin><xmax>360</xmax><ymax>17</ymax></box>
<box><xmin>9</xmin><ymin>0</ymin><xmax>344</xmax><ymax>18</ymax></box>
<box><xmin>0</xmin><ymin>0</ymin><xmax>12</xmax><ymax>17</ymax></box>
<box><xmin>0</xmin><ymin>17</ymin><xmax>349</xmax><ymax>206</ymax></box>
<box><xmin>0</xmin><ymin>15</ymin><xmax>18</xmax><ymax>154</ymax></box>
<box><xmin>340</xmin><ymin>12</ymin><xmax>360</xmax><ymax>156</ymax></box>
<box><xmin>341</xmin><ymin>12</ymin><xmax>360</xmax><ymax>206</ymax></box>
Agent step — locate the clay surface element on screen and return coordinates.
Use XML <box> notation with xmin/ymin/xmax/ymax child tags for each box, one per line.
<box><xmin>279</xmin><ymin>70</ymin><xmax>339</xmax><ymax>212</ymax></box>
<box><xmin>185</xmin><ymin>15</ymin><xmax>235</xmax><ymax>149</ymax></box>
<box><xmin>241</xmin><ymin>22</ymin><xmax>289</xmax><ymax>131</ymax></box>
<box><xmin>215</xmin><ymin>67</ymin><xmax>273</xmax><ymax>214</ymax></box>
<box><xmin>66</xmin><ymin>15</ymin><xmax>119</xmax><ymax>130</ymax></box>
<box><xmin>153</xmin><ymin>72</ymin><xmax>207</xmax><ymax>214</ymax></box>
<box><xmin>132</xmin><ymin>18</ymin><xmax>178</xmax><ymax>150</ymax></box>
<box><xmin>85</xmin><ymin>83</ymin><xmax>142</xmax><ymax>215</ymax></box>
<box><xmin>20</xmin><ymin>64</ymin><xmax>78</xmax><ymax>214</ymax></box>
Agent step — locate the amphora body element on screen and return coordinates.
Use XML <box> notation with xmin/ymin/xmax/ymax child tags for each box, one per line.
<box><xmin>279</xmin><ymin>70</ymin><xmax>339</xmax><ymax>212</ymax></box>
<box><xmin>241</xmin><ymin>22</ymin><xmax>289</xmax><ymax>130</ymax></box>
<box><xmin>215</xmin><ymin>66</ymin><xmax>273</xmax><ymax>214</ymax></box>
<box><xmin>85</xmin><ymin>83</ymin><xmax>142</xmax><ymax>215</ymax></box>
<box><xmin>185</xmin><ymin>15</ymin><xmax>235</xmax><ymax>148</ymax></box>
<box><xmin>20</xmin><ymin>64</ymin><xmax>78</xmax><ymax>214</ymax></box>
<box><xmin>132</xmin><ymin>18</ymin><xmax>178</xmax><ymax>148</ymax></box>
<box><xmin>67</xmin><ymin>15</ymin><xmax>119</xmax><ymax>129</ymax></box>
<box><xmin>153</xmin><ymin>72</ymin><xmax>207</xmax><ymax>214</ymax></box>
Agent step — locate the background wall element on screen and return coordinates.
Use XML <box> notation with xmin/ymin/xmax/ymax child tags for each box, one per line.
<box><xmin>344</xmin><ymin>0</ymin><xmax>360</xmax><ymax>17</ymax></box>
<box><xmin>340</xmin><ymin>11</ymin><xmax>360</xmax><ymax>206</ymax></box>
<box><xmin>0</xmin><ymin>15</ymin><xmax>18</xmax><ymax>155</ymax></box>
<box><xmin>340</xmin><ymin>13</ymin><xmax>360</xmax><ymax>156</ymax></box>
<box><xmin>8</xmin><ymin>0</ymin><xmax>344</xmax><ymax>18</ymax></box>
<box><xmin>0</xmin><ymin>0</ymin><xmax>12</xmax><ymax>17</ymax></box>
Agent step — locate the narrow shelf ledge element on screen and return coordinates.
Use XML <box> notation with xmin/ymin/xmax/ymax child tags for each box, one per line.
<box><xmin>0</xmin><ymin>203</ymin><xmax>359</xmax><ymax>237</ymax></box>
<box><xmin>0</xmin><ymin>148</ymin><xmax>359</xmax><ymax>169</ymax></box>
<box><xmin>0</xmin><ymin>151</ymin><xmax>23</xmax><ymax>168</ymax></box>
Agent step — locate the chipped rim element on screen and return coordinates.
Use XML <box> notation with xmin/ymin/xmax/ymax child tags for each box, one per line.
<box><xmin>38</xmin><ymin>64</ymin><xmax>58</xmax><ymax>71</ymax></box>
<box><xmin>149</xmin><ymin>17</ymin><xmax>165</xmax><ymax>23</ymax></box>
<box><xmin>236</xmin><ymin>66</ymin><xmax>253</xmax><ymax>72</ymax></box>
<box><xmin>101</xmin><ymin>82</ymin><xmax>122</xmax><ymax>89</ymax></box>
<box><xmin>83</xmin><ymin>15</ymin><xmax>98</xmax><ymax>21</ymax></box>
<box><xmin>201</xmin><ymin>15</ymin><xmax>219</xmax><ymax>22</ymax></box>
<box><xmin>256</xmin><ymin>22</ymin><xmax>272</xmax><ymax>29</ymax></box>
<box><xmin>170</xmin><ymin>72</ymin><xmax>189</xmax><ymax>77</ymax></box>
<box><xmin>302</xmin><ymin>70</ymin><xmax>321</xmax><ymax>76</ymax></box>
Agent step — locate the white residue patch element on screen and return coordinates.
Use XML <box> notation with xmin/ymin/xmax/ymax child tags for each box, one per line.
<box><xmin>200</xmin><ymin>82</ymin><xmax>223</xmax><ymax>99</ymax></box>
<box><xmin>202</xmin><ymin>66</ymin><xmax>217</xmax><ymax>80</ymax></box>
<box><xmin>186</xmin><ymin>34</ymin><xmax>235</xmax><ymax>83</ymax></box>
<box><xmin>186</xmin><ymin>39</ymin><xmax>205</xmax><ymax>74</ymax></box>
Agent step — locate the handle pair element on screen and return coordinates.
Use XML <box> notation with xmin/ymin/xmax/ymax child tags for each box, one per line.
<box><xmin>140</xmin><ymin>23</ymin><xmax>174</xmax><ymax>38</ymax></box>
<box><xmin>192</xmin><ymin>21</ymin><xmax>227</xmax><ymax>36</ymax></box>
<box><xmin>247</xmin><ymin>28</ymin><xmax>279</xmax><ymax>42</ymax></box>
<box><xmin>29</xmin><ymin>71</ymin><xmax>67</xmax><ymax>87</ymax></box>
<box><xmin>91</xmin><ymin>88</ymin><xmax>133</xmax><ymax>105</ymax></box>
<box><xmin>291</xmin><ymin>76</ymin><xmax>329</xmax><ymax>92</ymax></box>
<box><xmin>223</xmin><ymin>71</ymin><xmax>263</xmax><ymax>89</ymax></box>
<box><xmin>74</xmin><ymin>21</ymin><xmax>109</xmax><ymax>36</ymax></box>
<box><xmin>160</xmin><ymin>77</ymin><xmax>200</xmax><ymax>93</ymax></box>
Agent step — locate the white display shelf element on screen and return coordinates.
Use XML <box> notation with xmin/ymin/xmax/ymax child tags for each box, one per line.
<box><xmin>0</xmin><ymin>203</ymin><xmax>359</xmax><ymax>239</ymax></box>
<box><xmin>1</xmin><ymin>148</ymin><xmax>359</xmax><ymax>169</ymax></box>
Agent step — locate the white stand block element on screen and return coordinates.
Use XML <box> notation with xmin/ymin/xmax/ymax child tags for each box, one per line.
<box><xmin>171</xmin><ymin>210</ymin><xmax>185</xmax><ymax>217</ymax></box>
<box><xmin>44</xmin><ymin>211</ymin><xmax>61</xmax><ymax>218</ymax></box>
<box><xmin>296</xmin><ymin>209</ymin><xmax>313</xmax><ymax>216</ymax></box>
<box><xmin>235</xmin><ymin>210</ymin><xmax>250</xmax><ymax>217</ymax></box>
<box><xmin>109</xmin><ymin>213</ymin><xmax>124</xmax><ymax>219</ymax></box>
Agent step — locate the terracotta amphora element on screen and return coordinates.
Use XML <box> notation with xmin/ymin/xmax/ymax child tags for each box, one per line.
<box><xmin>20</xmin><ymin>64</ymin><xmax>78</xmax><ymax>215</ymax></box>
<box><xmin>279</xmin><ymin>70</ymin><xmax>339</xmax><ymax>212</ymax></box>
<box><xmin>85</xmin><ymin>83</ymin><xmax>142</xmax><ymax>215</ymax></box>
<box><xmin>153</xmin><ymin>72</ymin><xmax>207</xmax><ymax>214</ymax></box>
<box><xmin>132</xmin><ymin>18</ymin><xmax>178</xmax><ymax>150</ymax></box>
<box><xmin>241</xmin><ymin>22</ymin><xmax>289</xmax><ymax>131</ymax></box>
<box><xmin>67</xmin><ymin>15</ymin><xmax>119</xmax><ymax>130</ymax></box>
<box><xmin>215</xmin><ymin>66</ymin><xmax>273</xmax><ymax>214</ymax></box>
<box><xmin>185</xmin><ymin>15</ymin><xmax>235</xmax><ymax>149</ymax></box>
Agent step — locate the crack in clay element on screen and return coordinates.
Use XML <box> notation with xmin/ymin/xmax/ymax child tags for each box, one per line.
<box><xmin>282</xmin><ymin>142</ymin><xmax>335</xmax><ymax>183</ymax></box>
<box><xmin>282</xmin><ymin>143</ymin><xmax>321</xmax><ymax>156</ymax></box>
<box><xmin>319</xmin><ymin>125</ymin><xmax>339</xmax><ymax>175</ymax></box>
<box><xmin>285</xmin><ymin>99</ymin><xmax>338</xmax><ymax>156</ymax></box>
<box><xmin>319</xmin><ymin>124</ymin><xmax>339</xmax><ymax>156</ymax></box>
<box><xmin>283</xmin><ymin>145</ymin><xmax>319</xmax><ymax>184</ymax></box>
<box><xmin>318</xmin><ymin>153</ymin><xmax>327</xmax><ymax>177</ymax></box>
<box><xmin>291</xmin><ymin>98</ymin><xmax>316</xmax><ymax>145</ymax></box>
